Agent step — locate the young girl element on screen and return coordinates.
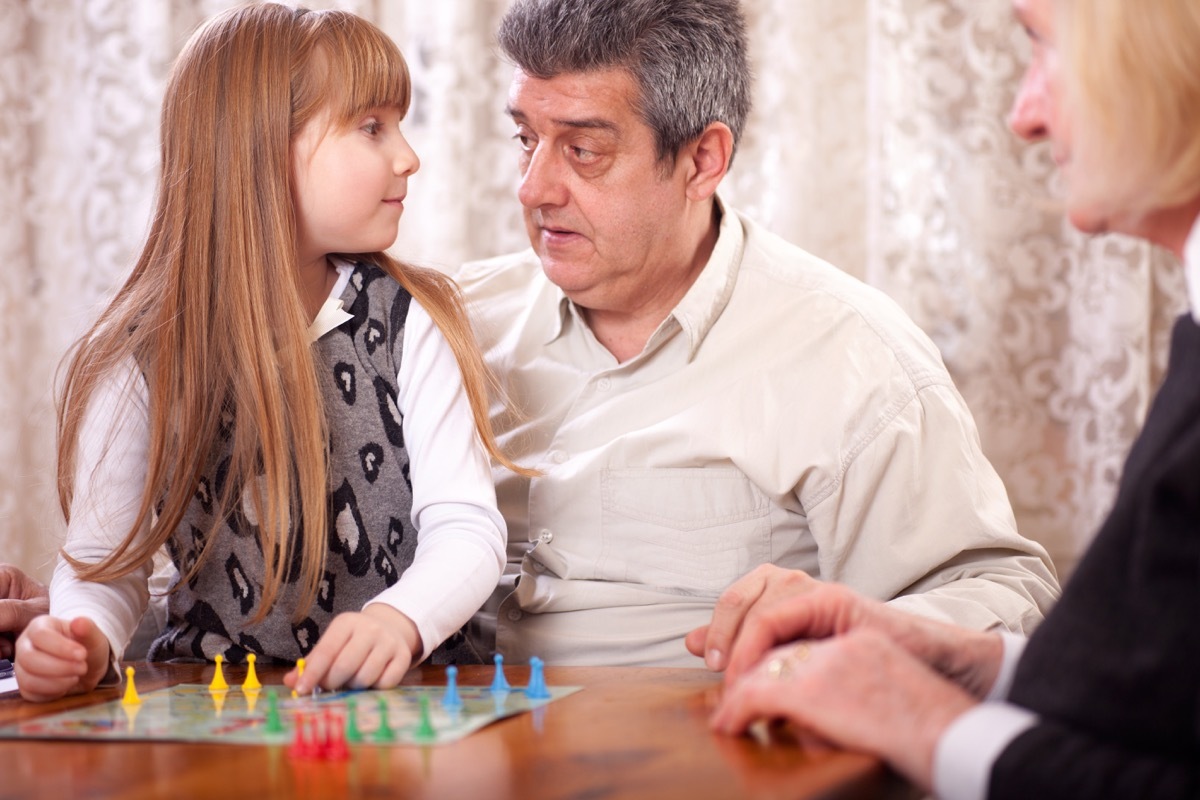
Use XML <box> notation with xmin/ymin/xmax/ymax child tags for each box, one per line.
<box><xmin>15</xmin><ymin>3</ymin><xmax>528</xmax><ymax>701</ymax></box>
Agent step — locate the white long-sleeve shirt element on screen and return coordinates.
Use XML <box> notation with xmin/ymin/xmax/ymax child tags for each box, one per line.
<box><xmin>50</xmin><ymin>261</ymin><xmax>505</xmax><ymax>665</ymax></box>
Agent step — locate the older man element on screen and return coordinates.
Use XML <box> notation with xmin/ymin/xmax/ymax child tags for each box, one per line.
<box><xmin>455</xmin><ymin>0</ymin><xmax>1058</xmax><ymax>667</ymax></box>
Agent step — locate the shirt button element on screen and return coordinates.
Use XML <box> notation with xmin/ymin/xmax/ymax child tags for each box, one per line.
<box><xmin>507</xmin><ymin>608</ymin><xmax>523</xmax><ymax>622</ymax></box>
<box><xmin>532</xmin><ymin>561</ymin><xmax>545</xmax><ymax>573</ymax></box>
<box><xmin>550</xmin><ymin>451</ymin><xmax>568</xmax><ymax>465</ymax></box>
<box><xmin>538</xmin><ymin>529</ymin><xmax>554</xmax><ymax>543</ymax></box>
<box><xmin>597</xmin><ymin>377</ymin><xmax>612</xmax><ymax>391</ymax></box>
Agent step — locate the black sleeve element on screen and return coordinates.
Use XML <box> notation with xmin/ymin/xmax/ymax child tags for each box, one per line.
<box><xmin>989</xmin><ymin>720</ymin><xmax>1199</xmax><ymax>799</ymax></box>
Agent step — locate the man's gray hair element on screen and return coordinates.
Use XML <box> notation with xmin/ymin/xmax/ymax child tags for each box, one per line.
<box><xmin>497</xmin><ymin>0</ymin><xmax>752</xmax><ymax>165</ymax></box>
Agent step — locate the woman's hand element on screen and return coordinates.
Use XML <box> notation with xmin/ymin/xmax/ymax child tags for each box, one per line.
<box><xmin>711</xmin><ymin>629</ymin><xmax>978</xmax><ymax>792</ymax></box>
<box><xmin>693</xmin><ymin>576</ymin><xmax>1005</xmax><ymax>698</ymax></box>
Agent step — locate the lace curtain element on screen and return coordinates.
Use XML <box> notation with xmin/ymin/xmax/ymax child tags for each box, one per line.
<box><xmin>1</xmin><ymin>0</ymin><xmax>1184</xmax><ymax>584</ymax></box>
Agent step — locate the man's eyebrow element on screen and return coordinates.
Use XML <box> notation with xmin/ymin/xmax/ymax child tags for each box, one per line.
<box><xmin>506</xmin><ymin>107</ymin><xmax>619</xmax><ymax>133</ymax></box>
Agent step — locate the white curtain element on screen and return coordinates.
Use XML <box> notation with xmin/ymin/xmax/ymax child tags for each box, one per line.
<box><xmin>1</xmin><ymin>0</ymin><xmax>1184</xmax><ymax>584</ymax></box>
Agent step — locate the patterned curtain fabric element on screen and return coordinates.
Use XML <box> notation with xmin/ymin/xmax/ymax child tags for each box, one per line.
<box><xmin>0</xmin><ymin>0</ymin><xmax>1183</xmax><ymax>583</ymax></box>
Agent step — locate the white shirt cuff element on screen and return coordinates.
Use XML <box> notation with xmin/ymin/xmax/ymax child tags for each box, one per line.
<box><xmin>933</xmin><ymin>702</ymin><xmax>1039</xmax><ymax>800</ymax></box>
<box><xmin>985</xmin><ymin>631</ymin><xmax>1027</xmax><ymax>701</ymax></box>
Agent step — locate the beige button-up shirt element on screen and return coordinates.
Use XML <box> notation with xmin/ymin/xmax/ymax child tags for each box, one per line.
<box><xmin>457</xmin><ymin>202</ymin><xmax>1059</xmax><ymax>667</ymax></box>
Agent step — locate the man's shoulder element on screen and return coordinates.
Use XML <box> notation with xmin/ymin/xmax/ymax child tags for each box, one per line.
<box><xmin>454</xmin><ymin>248</ymin><xmax>544</xmax><ymax>301</ymax></box>
<box><xmin>733</xmin><ymin>214</ymin><xmax>894</xmax><ymax>321</ymax></box>
<box><xmin>728</xmin><ymin>211</ymin><xmax>949</xmax><ymax>386</ymax></box>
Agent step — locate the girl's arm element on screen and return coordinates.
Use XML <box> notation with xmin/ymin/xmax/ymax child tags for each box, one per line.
<box><xmin>373</xmin><ymin>298</ymin><xmax>506</xmax><ymax>655</ymax></box>
<box><xmin>48</xmin><ymin>360</ymin><xmax>156</xmax><ymax>671</ymax></box>
<box><xmin>290</xmin><ymin>299</ymin><xmax>505</xmax><ymax>694</ymax></box>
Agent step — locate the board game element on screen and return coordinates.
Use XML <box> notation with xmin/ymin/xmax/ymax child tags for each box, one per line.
<box><xmin>0</xmin><ymin>668</ymin><xmax>579</xmax><ymax>750</ymax></box>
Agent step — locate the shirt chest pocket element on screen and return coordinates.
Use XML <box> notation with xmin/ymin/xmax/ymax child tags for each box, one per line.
<box><xmin>599</xmin><ymin>467</ymin><xmax>771</xmax><ymax>594</ymax></box>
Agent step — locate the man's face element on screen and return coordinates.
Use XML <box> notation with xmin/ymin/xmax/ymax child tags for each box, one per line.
<box><xmin>506</xmin><ymin>68</ymin><xmax>694</xmax><ymax>312</ymax></box>
<box><xmin>1010</xmin><ymin>0</ymin><xmax>1111</xmax><ymax>235</ymax></box>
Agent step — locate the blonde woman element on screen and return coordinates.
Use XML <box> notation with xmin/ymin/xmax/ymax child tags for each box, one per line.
<box><xmin>16</xmin><ymin>3</ymin><xmax>528</xmax><ymax>702</ymax></box>
<box><xmin>710</xmin><ymin>0</ymin><xmax>1200</xmax><ymax>797</ymax></box>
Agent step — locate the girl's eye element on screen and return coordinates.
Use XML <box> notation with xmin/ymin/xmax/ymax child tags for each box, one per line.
<box><xmin>362</xmin><ymin>120</ymin><xmax>381</xmax><ymax>135</ymax></box>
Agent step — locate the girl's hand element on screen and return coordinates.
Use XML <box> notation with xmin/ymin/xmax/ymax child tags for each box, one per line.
<box><xmin>15</xmin><ymin>615</ymin><xmax>113</xmax><ymax>702</ymax></box>
<box><xmin>285</xmin><ymin>605</ymin><xmax>422</xmax><ymax>694</ymax></box>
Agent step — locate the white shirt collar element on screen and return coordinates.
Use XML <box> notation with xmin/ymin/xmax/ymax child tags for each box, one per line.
<box><xmin>1185</xmin><ymin>216</ymin><xmax>1200</xmax><ymax>324</ymax></box>
<box><xmin>306</xmin><ymin>259</ymin><xmax>356</xmax><ymax>342</ymax></box>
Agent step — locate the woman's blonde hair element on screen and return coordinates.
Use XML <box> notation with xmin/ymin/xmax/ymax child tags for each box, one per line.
<box><xmin>58</xmin><ymin>3</ymin><xmax>530</xmax><ymax>621</ymax></box>
<box><xmin>1058</xmin><ymin>0</ymin><xmax>1200</xmax><ymax>217</ymax></box>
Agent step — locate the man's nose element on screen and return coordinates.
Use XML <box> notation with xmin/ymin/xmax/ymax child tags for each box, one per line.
<box><xmin>517</xmin><ymin>146</ymin><xmax>567</xmax><ymax>209</ymax></box>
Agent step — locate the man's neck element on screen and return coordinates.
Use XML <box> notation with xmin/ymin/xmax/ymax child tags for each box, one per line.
<box><xmin>583</xmin><ymin>204</ymin><xmax>721</xmax><ymax>363</ymax></box>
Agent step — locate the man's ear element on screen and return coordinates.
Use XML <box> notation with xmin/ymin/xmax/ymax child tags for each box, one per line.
<box><xmin>683</xmin><ymin>122</ymin><xmax>734</xmax><ymax>201</ymax></box>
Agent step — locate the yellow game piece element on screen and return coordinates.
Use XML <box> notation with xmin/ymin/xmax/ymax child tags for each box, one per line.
<box><xmin>122</xmin><ymin>666</ymin><xmax>142</xmax><ymax>706</ymax></box>
<box><xmin>210</xmin><ymin>654</ymin><xmax>229</xmax><ymax>691</ymax></box>
<box><xmin>292</xmin><ymin>657</ymin><xmax>306</xmax><ymax>699</ymax></box>
<box><xmin>243</xmin><ymin>653</ymin><xmax>262</xmax><ymax>691</ymax></box>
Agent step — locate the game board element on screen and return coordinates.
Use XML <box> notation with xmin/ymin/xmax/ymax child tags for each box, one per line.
<box><xmin>0</xmin><ymin>681</ymin><xmax>580</xmax><ymax>748</ymax></box>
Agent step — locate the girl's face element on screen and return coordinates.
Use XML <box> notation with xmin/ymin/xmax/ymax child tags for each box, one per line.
<box><xmin>292</xmin><ymin>105</ymin><xmax>419</xmax><ymax>271</ymax></box>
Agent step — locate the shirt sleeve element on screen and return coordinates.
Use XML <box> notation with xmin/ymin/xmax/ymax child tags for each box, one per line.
<box><xmin>364</xmin><ymin>300</ymin><xmax>506</xmax><ymax>661</ymax></box>
<box><xmin>807</xmin><ymin>383</ymin><xmax>1060</xmax><ymax>634</ymax></box>
<box><xmin>931</xmin><ymin>632</ymin><xmax>1036</xmax><ymax>800</ymax></box>
<box><xmin>49</xmin><ymin>359</ymin><xmax>155</xmax><ymax>671</ymax></box>
<box><xmin>984</xmin><ymin>632</ymin><xmax>1027</xmax><ymax>701</ymax></box>
<box><xmin>934</xmin><ymin>702</ymin><xmax>1040</xmax><ymax>800</ymax></box>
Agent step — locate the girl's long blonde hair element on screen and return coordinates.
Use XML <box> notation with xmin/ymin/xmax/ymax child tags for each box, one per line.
<box><xmin>58</xmin><ymin>3</ymin><xmax>530</xmax><ymax>621</ymax></box>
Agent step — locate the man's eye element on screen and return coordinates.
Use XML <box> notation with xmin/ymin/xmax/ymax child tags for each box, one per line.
<box><xmin>571</xmin><ymin>146</ymin><xmax>596</xmax><ymax>163</ymax></box>
<box><xmin>513</xmin><ymin>133</ymin><xmax>534</xmax><ymax>149</ymax></box>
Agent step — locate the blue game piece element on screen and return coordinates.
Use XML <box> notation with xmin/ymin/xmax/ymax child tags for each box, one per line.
<box><xmin>524</xmin><ymin>656</ymin><xmax>551</xmax><ymax>700</ymax></box>
<box><xmin>442</xmin><ymin>665</ymin><xmax>463</xmax><ymax>709</ymax></box>
<box><xmin>490</xmin><ymin>653</ymin><xmax>510</xmax><ymax>693</ymax></box>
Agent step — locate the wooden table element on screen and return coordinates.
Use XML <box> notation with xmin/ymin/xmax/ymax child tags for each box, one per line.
<box><xmin>0</xmin><ymin>662</ymin><xmax>917</xmax><ymax>799</ymax></box>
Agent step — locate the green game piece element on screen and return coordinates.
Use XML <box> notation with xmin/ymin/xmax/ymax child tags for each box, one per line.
<box><xmin>345</xmin><ymin>698</ymin><xmax>363</xmax><ymax>743</ymax></box>
<box><xmin>414</xmin><ymin>695</ymin><xmax>436</xmax><ymax>742</ymax></box>
<box><xmin>264</xmin><ymin>689</ymin><xmax>284</xmax><ymax>735</ymax></box>
<box><xmin>372</xmin><ymin>697</ymin><xmax>396</xmax><ymax>742</ymax></box>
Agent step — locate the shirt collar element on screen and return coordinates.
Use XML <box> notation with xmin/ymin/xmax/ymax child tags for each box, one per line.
<box><xmin>1184</xmin><ymin>215</ymin><xmax>1200</xmax><ymax>323</ymax></box>
<box><xmin>306</xmin><ymin>259</ymin><xmax>356</xmax><ymax>342</ymax></box>
<box><xmin>669</xmin><ymin>195</ymin><xmax>744</xmax><ymax>359</ymax></box>
<box><xmin>542</xmin><ymin>195</ymin><xmax>745</xmax><ymax>359</ymax></box>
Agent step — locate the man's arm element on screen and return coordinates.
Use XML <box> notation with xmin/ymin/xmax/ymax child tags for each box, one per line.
<box><xmin>806</xmin><ymin>382</ymin><xmax>1059</xmax><ymax>630</ymax></box>
<box><xmin>690</xmin><ymin>382</ymin><xmax>1059</xmax><ymax>672</ymax></box>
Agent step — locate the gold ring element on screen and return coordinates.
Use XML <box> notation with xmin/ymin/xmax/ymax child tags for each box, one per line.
<box><xmin>765</xmin><ymin>643</ymin><xmax>811</xmax><ymax>680</ymax></box>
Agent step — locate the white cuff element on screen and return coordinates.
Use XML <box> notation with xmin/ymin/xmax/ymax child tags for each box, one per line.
<box><xmin>933</xmin><ymin>702</ymin><xmax>1038</xmax><ymax>800</ymax></box>
<box><xmin>984</xmin><ymin>631</ymin><xmax>1027</xmax><ymax>702</ymax></box>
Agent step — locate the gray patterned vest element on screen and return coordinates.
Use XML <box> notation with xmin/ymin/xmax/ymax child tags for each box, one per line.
<box><xmin>149</xmin><ymin>263</ymin><xmax>471</xmax><ymax>664</ymax></box>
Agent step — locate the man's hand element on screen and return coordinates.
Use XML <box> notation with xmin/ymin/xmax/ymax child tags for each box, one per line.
<box><xmin>685</xmin><ymin>565</ymin><xmax>822</xmax><ymax>674</ymax></box>
<box><xmin>15</xmin><ymin>615</ymin><xmax>113</xmax><ymax>702</ymax></box>
<box><xmin>0</xmin><ymin>564</ymin><xmax>51</xmax><ymax>660</ymax></box>
<box><xmin>284</xmin><ymin>604</ymin><xmax>422</xmax><ymax>695</ymax></box>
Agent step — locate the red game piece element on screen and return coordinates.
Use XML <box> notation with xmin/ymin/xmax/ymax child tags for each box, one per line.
<box><xmin>322</xmin><ymin>709</ymin><xmax>350</xmax><ymax>761</ymax></box>
<box><xmin>288</xmin><ymin>711</ymin><xmax>317</xmax><ymax>760</ymax></box>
